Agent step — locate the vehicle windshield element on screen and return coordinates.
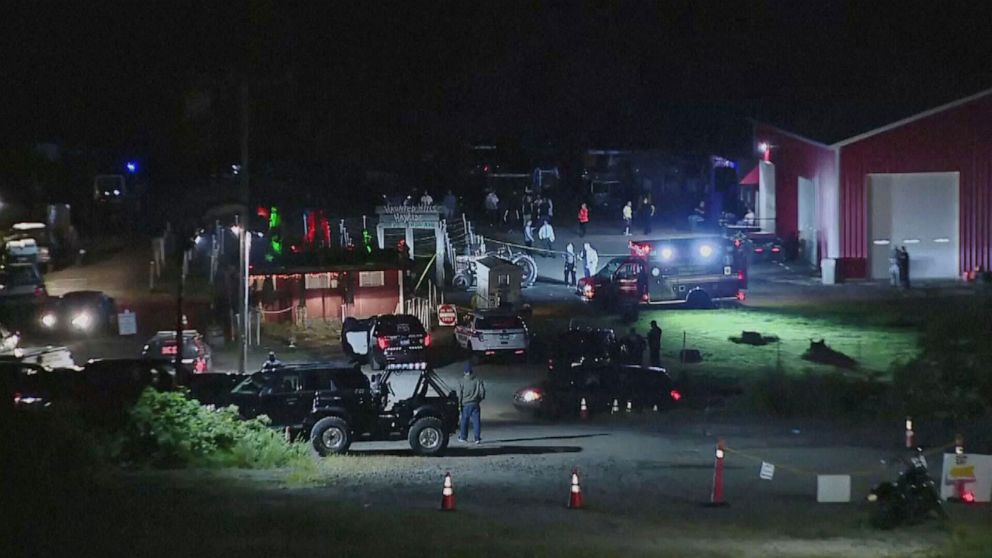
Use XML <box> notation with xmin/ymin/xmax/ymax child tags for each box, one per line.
<box><xmin>0</xmin><ymin>267</ymin><xmax>38</xmax><ymax>286</ymax></box>
<box><xmin>376</xmin><ymin>316</ymin><xmax>425</xmax><ymax>335</ymax></box>
<box><xmin>596</xmin><ymin>259</ymin><xmax>624</xmax><ymax>278</ymax></box>
<box><xmin>477</xmin><ymin>316</ymin><xmax>523</xmax><ymax>329</ymax></box>
<box><xmin>233</xmin><ymin>372</ymin><xmax>268</xmax><ymax>394</ymax></box>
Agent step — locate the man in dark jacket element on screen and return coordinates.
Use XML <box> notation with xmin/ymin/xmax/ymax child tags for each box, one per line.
<box><xmin>647</xmin><ymin>320</ymin><xmax>663</xmax><ymax>367</ymax></box>
<box><xmin>457</xmin><ymin>362</ymin><xmax>486</xmax><ymax>444</ymax></box>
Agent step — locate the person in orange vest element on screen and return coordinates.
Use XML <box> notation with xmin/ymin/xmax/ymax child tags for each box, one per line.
<box><xmin>577</xmin><ymin>203</ymin><xmax>590</xmax><ymax>237</ymax></box>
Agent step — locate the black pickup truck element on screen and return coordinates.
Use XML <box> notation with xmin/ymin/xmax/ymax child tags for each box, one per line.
<box><xmin>190</xmin><ymin>362</ymin><xmax>459</xmax><ymax>456</ymax></box>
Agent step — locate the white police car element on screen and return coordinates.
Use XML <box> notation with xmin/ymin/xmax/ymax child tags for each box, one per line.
<box><xmin>454</xmin><ymin>310</ymin><xmax>528</xmax><ymax>360</ymax></box>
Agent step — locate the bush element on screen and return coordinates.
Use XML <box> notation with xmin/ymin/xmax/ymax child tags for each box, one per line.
<box><xmin>115</xmin><ymin>388</ymin><xmax>308</xmax><ymax>468</ymax></box>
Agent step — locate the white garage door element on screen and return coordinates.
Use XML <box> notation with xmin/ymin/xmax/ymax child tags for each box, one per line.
<box><xmin>868</xmin><ymin>172</ymin><xmax>959</xmax><ymax>280</ymax></box>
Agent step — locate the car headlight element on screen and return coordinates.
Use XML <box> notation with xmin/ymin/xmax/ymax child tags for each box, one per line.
<box><xmin>660</xmin><ymin>247</ymin><xmax>673</xmax><ymax>260</ymax></box>
<box><xmin>699</xmin><ymin>244</ymin><xmax>714</xmax><ymax>258</ymax></box>
<box><xmin>71</xmin><ymin>312</ymin><xmax>93</xmax><ymax>330</ymax></box>
<box><xmin>41</xmin><ymin>313</ymin><xmax>57</xmax><ymax>328</ymax></box>
<box><xmin>521</xmin><ymin>389</ymin><xmax>542</xmax><ymax>402</ymax></box>
<box><xmin>867</xmin><ymin>493</ymin><xmax>878</xmax><ymax>502</ymax></box>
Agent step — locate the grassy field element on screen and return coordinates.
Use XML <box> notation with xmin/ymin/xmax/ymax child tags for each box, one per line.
<box><xmin>575</xmin><ymin>304</ymin><xmax>919</xmax><ymax>381</ymax></box>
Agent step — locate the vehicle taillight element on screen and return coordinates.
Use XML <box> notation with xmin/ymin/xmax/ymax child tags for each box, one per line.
<box><xmin>771</xmin><ymin>246</ymin><xmax>781</xmax><ymax>253</ymax></box>
<box><xmin>583</xmin><ymin>284</ymin><xmax>594</xmax><ymax>299</ymax></box>
<box><xmin>670</xmin><ymin>389</ymin><xmax>682</xmax><ymax>401</ymax></box>
<box><xmin>34</xmin><ymin>287</ymin><xmax>44</xmax><ymax>298</ymax></box>
<box><xmin>423</xmin><ymin>334</ymin><xmax>431</xmax><ymax>347</ymax></box>
<box><xmin>376</xmin><ymin>336</ymin><xmax>390</xmax><ymax>350</ymax></box>
<box><xmin>737</xmin><ymin>271</ymin><xmax>745</xmax><ymax>281</ymax></box>
<box><xmin>754</xmin><ymin>247</ymin><xmax>765</xmax><ymax>254</ymax></box>
<box><xmin>736</xmin><ymin>291</ymin><xmax>746</xmax><ymax>301</ymax></box>
<box><xmin>641</xmin><ymin>293</ymin><xmax>649</xmax><ymax>302</ymax></box>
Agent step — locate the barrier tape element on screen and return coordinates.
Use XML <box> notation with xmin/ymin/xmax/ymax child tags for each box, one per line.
<box><xmin>483</xmin><ymin>236</ymin><xmax>630</xmax><ymax>259</ymax></box>
<box><xmin>258</xmin><ymin>306</ymin><xmax>295</xmax><ymax>315</ymax></box>
<box><xmin>722</xmin><ymin>440</ymin><xmax>957</xmax><ymax>478</ymax></box>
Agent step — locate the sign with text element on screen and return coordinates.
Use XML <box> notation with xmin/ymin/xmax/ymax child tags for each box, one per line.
<box><xmin>759</xmin><ymin>462</ymin><xmax>775</xmax><ymax>480</ymax></box>
<box><xmin>376</xmin><ymin>205</ymin><xmax>441</xmax><ymax>228</ymax></box>
<box><xmin>117</xmin><ymin>310</ymin><xmax>137</xmax><ymax>336</ymax></box>
<box><xmin>437</xmin><ymin>304</ymin><xmax>457</xmax><ymax>327</ymax></box>
<box><xmin>941</xmin><ymin>453</ymin><xmax>992</xmax><ymax>502</ymax></box>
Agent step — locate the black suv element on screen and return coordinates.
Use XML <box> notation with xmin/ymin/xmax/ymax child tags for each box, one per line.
<box><xmin>513</xmin><ymin>363</ymin><xmax>682</xmax><ymax>418</ymax></box>
<box><xmin>342</xmin><ymin>314</ymin><xmax>431</xmax><ymax>370</ymax></box>
<box><xmin>191</xmin><ymin>363</ymin><xmax>459</xmax><ymax>456</ymax></box>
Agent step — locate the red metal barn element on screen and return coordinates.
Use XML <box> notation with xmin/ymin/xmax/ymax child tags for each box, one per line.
<box><xmin>754</xmin><ymin>88</ymin><xmax>992</xmax><ymax>281</ymax></box>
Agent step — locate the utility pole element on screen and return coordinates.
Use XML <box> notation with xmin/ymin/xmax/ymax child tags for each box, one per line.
<box><xmin>175</xmin><ymin>236</ymin><xmax>190</xmax><ymax>382</ymax></box>
<box><xmin>242</xmin><ymin>226</ymin><xmax>251</xmax><ymax>372</ymax></box>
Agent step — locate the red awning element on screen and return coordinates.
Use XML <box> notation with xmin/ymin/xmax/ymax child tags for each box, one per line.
<box><xmin>739</xmin><ymin>166</ymin><xmax>759</xmax><ymax>186</ymax></box>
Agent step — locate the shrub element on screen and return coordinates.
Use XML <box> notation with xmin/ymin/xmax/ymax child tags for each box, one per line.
<box><xmin>115</xmin><ymin>388</ymin><xmax>307</xmax><ymax>468</ymax></box>
<box><xmin>747</xmin><ymin>367</ymin><xmax>887</xmax><ymax>418</ymax></box>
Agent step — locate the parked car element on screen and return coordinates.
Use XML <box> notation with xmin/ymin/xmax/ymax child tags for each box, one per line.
<box><xmin>38</xmin><ymin>291</ymin><xmax>116</xmax><ymax>335</ymax></box>
<box><xmin>513</xmin><ymin>363</ymin><xmax>681</xmax><ymax>419</ymax></box>
<box><xmin>141</xmin><ymin>330</ymin><xmax>212</xmax><ymax>373</ymax></box>
<box><xmin>190</xmin><ymin>364</ymin><xmax>459</xmax><ymax>456</ymax></box>
<box><xmin>454</xmin><ymin>310</ymin><xmax>529</xmax><ymax>360</ymax></box>
<box><xmin>547</xmin><ymin>327</ymin><xmax>617</xmax><ymax>372</ymax></box>
<box><xmin>341</xmin><ymin>314</ymin><xmax>430</xmax><ymax>370</ymax></box>
<box><xmin>0</xmin><ymin>263</ymin><xmax>47</xmax><ymax>301</ymax></box>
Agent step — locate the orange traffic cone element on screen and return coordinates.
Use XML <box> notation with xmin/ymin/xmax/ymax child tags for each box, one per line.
<box><xmin>567</xmin><ymin>468</ymin><xmax>583</xmax><ymax>509</ymax></box>
<box><xmin>579</xmin><ymin>398</ymin><xmax>589</xmax><ymax>419</ymax></box>
<box><xmin>440</xmin><ymin>472</ymin><xmax>456</xmax><ymax>511</ymax></box>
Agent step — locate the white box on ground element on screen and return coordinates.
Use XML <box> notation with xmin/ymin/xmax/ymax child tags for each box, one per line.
<box><xmin>117</xmin><ymin>310</ymin><xmax>137</xmax><ymax>336</ymax></box>
<box><xmin>820</xmin><ymin>258</ymin><xmax>836</xmax><ymax>285</ymax></box>
<box><xmin>817</xmin><ymin>475</ymin><xmax>851</xmax><ymax>503</ymax></box>
<box><xmin>940</xmin><ymin>453</ymin><xmax>992</xmax><ymax>502</ymax></box>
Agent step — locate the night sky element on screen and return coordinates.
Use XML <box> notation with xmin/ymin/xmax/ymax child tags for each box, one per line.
<box><xmin>3</xmin><ymin>1</ymin><xmax>991</xmax><ymax>169</ymax></box>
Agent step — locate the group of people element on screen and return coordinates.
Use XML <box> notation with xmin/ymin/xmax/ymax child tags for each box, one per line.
<box><xmin>486</xmin><ymin>189</ymin><xmax>555</xmax><ymax>231</ymax></box>
<box><xmin>561</xmin><ymin>242</ymin><xmax>599</xmax><ymax>287</ymax></box>
<box><xmin>888</xmin><ymin>246</ymin><xmax>912</xmax><ymax>288</ymax></box>
<box><xmin>621</xmin><ymin>197</ymin><xmax>657</xmax><ymax>236</ymax></box>
<box><xmin>616</xmin><ymin>321</ymin><xmax>664</xmax><ymax>367</ymax></box>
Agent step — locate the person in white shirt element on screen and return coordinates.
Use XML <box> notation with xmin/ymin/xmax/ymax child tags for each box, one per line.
<box><xmin>622</xmin><ymin>201</ymin><xmax>633</xmax><ymax>236</ymax></box>
<box><xmin>580</xmin><ymin>242</ymin><xmax>599</xmax><ymax>277</ymax></box>
<box><xmin>538</xmin><ymin>219</ymin><xmax>555</xmax><ymax>255</ymax></box>
<box><xmin>420</xmin><ymin>190</ymin><xmax>434</xmax><ymax>206</ymax></box>
<box><xmin>485</xmin><ymin>191</ymin><xmax>500</xmax><ymax>227</ymax></box>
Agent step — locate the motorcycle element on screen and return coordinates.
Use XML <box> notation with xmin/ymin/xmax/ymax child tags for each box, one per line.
<box><xmin>867</xmin><ymin>449</ymin><xmax>947</xmax><ymax>529</ymax></box>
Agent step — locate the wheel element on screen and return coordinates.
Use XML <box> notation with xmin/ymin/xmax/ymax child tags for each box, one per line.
<box><xmin>310</xmin><ymin>416</ymin><xmax>352</xmax><ymax>456</ymax></box>
<box><xmin>408</xmin><ymin>417</ymin><xmax>449</xmax><ymax>456</ymax></box>
<box><xmin>452</xmin><ymin>272</ymin><xmax>471</xmax><ymax>290</ymax></box>
<box><xmin>685</xmin><ymin>289</ymin><xmax>712</xmax><ymax>309</ymax></box>
<box><xmin>511</xmin><ymin>254</ymin><xmax>538</xmax><ymax>287</ymax></box>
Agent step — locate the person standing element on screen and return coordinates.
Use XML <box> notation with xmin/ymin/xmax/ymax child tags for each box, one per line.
<box><xmin>577</xmin><ymin>203</ymin><xmax>590</xmax><ymax>237</ymax></box>
<box><xmin>420</xmin><ymin>190</ymin><xmax>434</xmax><ymax>206</ymax></box>
<box><xmin>640</xmin><ymin>196</ymin><xmax>656</xmax><ymax>235</ymax></box>
<box><xmin>563</xmin><ymin>243</ymin><xmax>577</xmax><ymax>287</ymax></box>
<box><xmin>485</xmin><ymin>190</ymin><xmax>500</xmax><ymax>227</ymax></box>
<box><xmin>523</xmin><ymin>219</ymin><xmax>534</xmax><ymax>250</ymax></box>
<box><xmin>622</xmin><ymin>201</ymin><xmax>633</xmax><ymax>236</ymax></box>
<box><xmin>889</xmin><ymin>247</ymin><xmax>900</xmax><ymax>287</ymax></box>
<box><xmin>538</xmin><ymin>218</ymin><xmax>555</xmax><ymax>254</ymax></box>
<box><xmin>442</xmin><ymin>190</ymin><xmax>458</xmax><ymax>221</ymax></box>
<box><xmin>581</xmin><ymin>242</ymin><xmax>599</xmax><ymax>278</ymax></box>
<box><xmin>457</xmin><ymin>362</ymin><xmax>486</xmax><ymax>444</ymax></box>
<box><xmin>647</xmin><ymin>320</ymin><xmax>662</xmax><ymax>367</ymax></box>
<box><xmin>898</xmin><ymin>246</ymin><xmax>911</xmax><ymax>289</ymax></box>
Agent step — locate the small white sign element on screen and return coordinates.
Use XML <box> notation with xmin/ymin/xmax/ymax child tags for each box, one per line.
<box><xmin>817</xmin><ymin>475</ymin><xmax>851</xmax><ymax>503</ymax></box>
<box><xmin>117</xmin><ymin>310</ymin><xmax>137</xmax><ymax>336</ymax></box>
<box><xmin>759</xmin><ymin>461</ymin><xmax>775</xmax><ymax>480</ymax></box>
<box><xmin>940</xmin><ymin>453</ymin><xmax>992</xmax><ymax>502</ymax></box>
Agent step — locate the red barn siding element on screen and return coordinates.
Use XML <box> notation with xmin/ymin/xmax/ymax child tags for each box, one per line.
<box><xmin>838</xmin><ymin>93</ymin><xmax>992</xmax><ymax>277</ymax></box>
<box><xmin>753</xmin><ymin>124</ymin><xmax>837</xmax><ymax>258</ymax></box>
<box><xmin>251</xmin><ymin>268</ymin><xmax>401</xmax><ymax>322</ymax></box>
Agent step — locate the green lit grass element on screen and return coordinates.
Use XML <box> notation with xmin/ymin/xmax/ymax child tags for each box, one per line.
<box><xmin>598</xmin><ymin>306</ymin><xmax>919</xmax><ymax>380</ymax></box>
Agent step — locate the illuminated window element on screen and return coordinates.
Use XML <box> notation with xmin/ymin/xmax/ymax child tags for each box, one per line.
<box><xmin>359</xmin><ymin>271</ymin><xmax>385</xmax><ymax>287</ymax></box>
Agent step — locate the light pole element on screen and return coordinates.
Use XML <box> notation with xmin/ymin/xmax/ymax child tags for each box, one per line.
<box><xmin>233</xmin><ymin>217</ymin><xmax>251</xmax><ymax>373</ymax></box>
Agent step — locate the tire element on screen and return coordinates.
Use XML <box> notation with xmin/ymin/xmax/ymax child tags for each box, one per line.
<box><xmin>512</xmin><ymin>254</ymin><xmax>538</xmax><ymax>287</ymax></box>
<box><xmin>310</xmin><ymin>416</ymin><xmax>352</xmax><ymax>456</ymax></box>
<box><xmin>408</xmin><ymin>417</ymin><xmax>449</xmax><ymax>456</ymax></box>
<box><xmin>452</xmin><ymin>272</ymin><xmax>471</xmax><ymax>290</ymax></box>
<box><xmin>685</xmin><ymin>289</ymin><xmax>712</xmax><ymax>309</ymax></box>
